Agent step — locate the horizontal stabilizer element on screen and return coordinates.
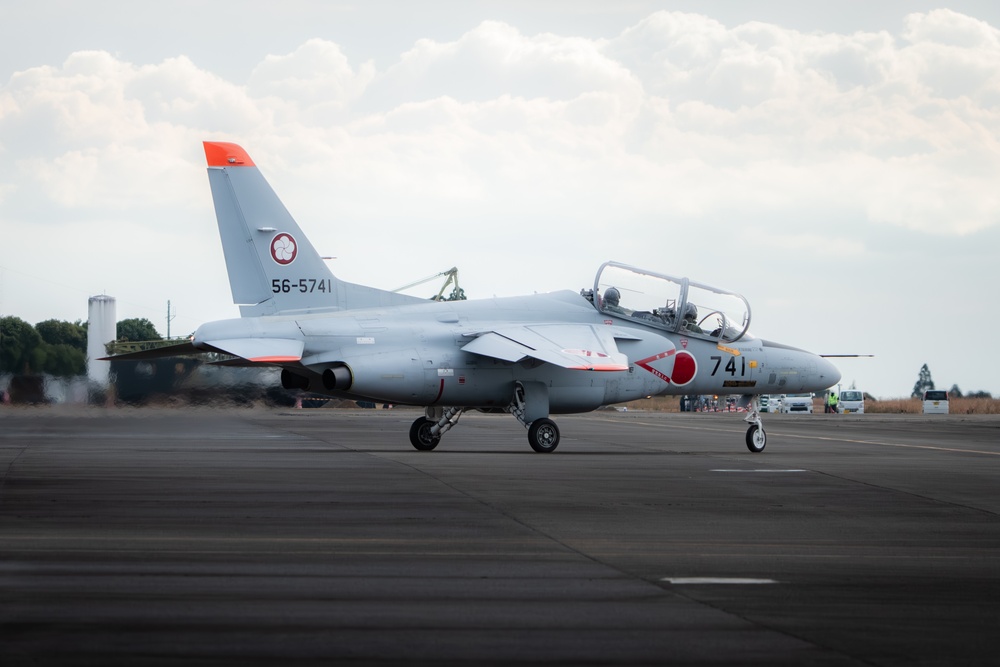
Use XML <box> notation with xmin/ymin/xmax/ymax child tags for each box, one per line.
<box><xmin>99</xmin><ymin>341</ymin><xmax>200</xmax><ymax>361</ymax></box>
<box><xmin>101</xmin><ymin>338</ymin><xmax>304</xmax><ymax>364</ymax></box>
<box><xmin>201</xmin><ymin>338</ymin><xmax>304</xmax><ymax>363</ymax></box>
<box><xmin>208</xmin><ymin>357</ymin><xmax>271</xmax><ymax>367</ymax></box>
<box><xmin>820</xmin><ymin>354</ymin><xmax>875</xmax><ymax>358</ymax></box>
<box><xmin>463</xmin><ymin>324</ymin><xmax>628</xmax><ymax>371</ymax></box>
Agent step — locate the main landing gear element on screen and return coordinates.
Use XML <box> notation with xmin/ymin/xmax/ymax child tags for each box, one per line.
<box><xmin>407</xmin><ymin>409</ymin><xmax>561</xmax><ymax>453</ymax></box>
<box><xmin>743</xmin><ymin>395</ymin><xmax>766</xmax><ymax>453</ymax></box>
<box><xmin>510</xmin><ymin>381</ymin><xmax>560</xmax><ymax>452</ymax></box>
<box><xmin>407</xmin><ymin>382</ymin><xmax>561</xmax><ymax>453</ymax></box>
<box><xmin>526</xmin><ymin>418</ymin><xmax>560</xmax><ymax>453</ymax></box>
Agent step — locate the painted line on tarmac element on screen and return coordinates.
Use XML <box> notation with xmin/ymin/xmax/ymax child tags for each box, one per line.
<box><xmin>662</xmin><ymin>577</ymin><xmax>780</xmax><ymax>585</ymax></box>
<box><xmin>711</xmin><ymin>469</ymin><xmax>807</xmax><ymax>472</ymax></box>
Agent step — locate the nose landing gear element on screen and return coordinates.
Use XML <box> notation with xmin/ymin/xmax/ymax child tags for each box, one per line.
<box><xmin>744</xmin><ymin>395</ymin><xmax>766</xmax><ymax>453</ymax></box>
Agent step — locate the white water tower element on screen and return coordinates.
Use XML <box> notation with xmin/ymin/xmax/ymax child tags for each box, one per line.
<box><xmin>87</xmin><ymin>295</ymin><xmax>117</xmax><ymax>387</ymax></box>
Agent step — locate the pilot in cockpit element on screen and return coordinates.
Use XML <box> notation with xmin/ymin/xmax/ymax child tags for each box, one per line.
<box><xmin>682</xmin><ymin>303</ymin><xmax>703</xmax><ymax>333</ymax></box>
<box><xmin>603</xmin><ymin>287</ymin><xmax>629</xmax><ymax>315</ymax></box>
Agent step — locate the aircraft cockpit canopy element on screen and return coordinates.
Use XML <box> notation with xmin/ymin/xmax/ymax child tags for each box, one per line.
<box><xmin>590</xmin><ymin>262</ymin><xmax>752</xmax><ymax>342</ymax></box>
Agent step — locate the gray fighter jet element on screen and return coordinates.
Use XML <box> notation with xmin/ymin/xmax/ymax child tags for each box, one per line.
<box><xmin>110</xmin><ymin>141</ymin><xmax>841</xmax><ymax>453</ymax></box>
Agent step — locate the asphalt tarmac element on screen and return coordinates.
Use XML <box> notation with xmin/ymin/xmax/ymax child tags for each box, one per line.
<box><xmin>1</xmin><ymin>407</ymin><xmax>998</xmax><ymax>666</ymax></box>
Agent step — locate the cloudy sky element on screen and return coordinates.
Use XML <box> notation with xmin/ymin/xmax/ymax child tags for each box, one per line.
<box><xmin>2</xmin><ymin>1</ymin><xmax>998</xmax><ymax>398</ymax></box>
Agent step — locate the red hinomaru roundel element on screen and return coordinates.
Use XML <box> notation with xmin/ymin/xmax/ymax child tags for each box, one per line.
<box><xmin>670</xmin><ymin>350</ymin><xmax>697</xmax><ymax>385</ymax></box>
<box><xmin>270</xmin><ymin>233</ymin><xmax>297</xmax><ymax>265</ymax></box>
<box><xmin>635</xmin><ymin>349</ymin><xmax>697</xmax><ymax>386</ymax></box>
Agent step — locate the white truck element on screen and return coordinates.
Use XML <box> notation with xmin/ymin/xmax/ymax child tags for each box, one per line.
<box><xmin>838</xmin><ymin>390</ymin><xmax>865</xmax><ymax>414</ymax></box>
<box><xmin>778</xmin><ymin>393</ymin><xmax>814</xmax><ymax>414</ymax></box>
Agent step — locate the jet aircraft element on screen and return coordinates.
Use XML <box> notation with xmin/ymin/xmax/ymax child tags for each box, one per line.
<box><xmin>108</xmin><ymin>142</ymin><xmax>841</xmax><ymax>453</ymax></box>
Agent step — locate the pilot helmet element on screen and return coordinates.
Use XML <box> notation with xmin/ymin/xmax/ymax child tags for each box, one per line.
<box><xmin>605</xmin><ymin>287</ymin><xmax>621</xmax><ymax>307</ymax></box>
<box><xmin>683</xmin><ymin>303</ymin><xmax>698</xmax><ymax>321</ymax></box>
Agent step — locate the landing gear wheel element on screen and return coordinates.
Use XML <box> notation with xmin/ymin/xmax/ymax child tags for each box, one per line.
<box><xmin>409</xmin><ymin>417</ymin><xmax>441</xmax><ymax>451</ymax></box>
<box><xmin>746</xmin><ymin>424</ymin><xmax>766</xmax><ymax>453</ymax></box>
<box><xmin>528</xmin><ymin>418</ymin><xmax>560</xmax><ymax>453</ymax></box>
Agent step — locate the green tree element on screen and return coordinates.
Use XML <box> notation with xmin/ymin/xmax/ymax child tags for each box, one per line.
<box><xmin>2</xmin><ymin>317</ymin><xmax>89</xmax><ymax>377</ymax></box>
<box><xmin>42</xmin><ymin>343</ymin><xmax>86</xmax><ymax>377</ymax></box>
<box><xmin>948</xmin><ymin>384</ymin><xmax>963</xmax><ymax>398</ymax></box>
<box><xmin>1</xmin><ymin>316</ymin><xmax>42</xmax><ymax>374</ymax></box>
<box><xmin>116</xmin><ymin>318</ymin><xmax>162</xmax><ymax>342</ymax></box>
<box><xmin>911</xmin><ymin>363</ymin><xmax>935</xmax><ymax>398</ymax></box>
<box><xmin>36</xmin><ymin>319</ymin><xmax>88</xmax><ymax>353</ymax></box>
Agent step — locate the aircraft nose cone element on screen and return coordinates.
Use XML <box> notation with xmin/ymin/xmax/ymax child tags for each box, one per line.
<box><xmin>819</xmin><ymin>356</ymin><xmax>842</xmax><ymax>388</ymax></box>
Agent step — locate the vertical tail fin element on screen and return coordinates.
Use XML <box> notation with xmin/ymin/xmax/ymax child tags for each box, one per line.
<box><xmin>203</xmin><ymin>142</ymin><xmax>421</xmax><ymax>316</ymax></box>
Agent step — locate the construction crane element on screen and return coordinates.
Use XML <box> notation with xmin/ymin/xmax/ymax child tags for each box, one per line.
<box><xmin>393</xmin><ymin>267</ymin><xmax>466</xmax><ymax>301</ymax></box>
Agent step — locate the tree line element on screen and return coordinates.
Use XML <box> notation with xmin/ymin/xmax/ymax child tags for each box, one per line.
<box><xmin>0</xmin><ymin>316</ymin><xmax>162</xmax><ymax>377</ymax></box>
<box><xmin>911</xmin><ymin>363</ymin><xmax>992</xmax><ymax>399</ymax></box>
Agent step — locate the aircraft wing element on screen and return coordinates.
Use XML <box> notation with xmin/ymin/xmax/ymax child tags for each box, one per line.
<box><xmin>101</xmin><ymin>338</ymin><xmax>304</xmax><ymax>364</ymax></box>
<box><xmin>462</xmin><ymin>324</ymin><xmax>629</xmax><ymax>371</ymax></box>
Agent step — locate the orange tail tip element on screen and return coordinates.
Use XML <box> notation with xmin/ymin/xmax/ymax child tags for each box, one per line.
<box><xmin>203</xmin><ymin>141</ymin><xmax>255</xmax><ymax>167</ymax></box>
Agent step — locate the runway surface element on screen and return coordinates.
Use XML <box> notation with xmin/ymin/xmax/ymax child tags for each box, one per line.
<box><xmin>2</xmin><ymin>407</ymin><xmax>999</xmax><ymax>665</ymax></box>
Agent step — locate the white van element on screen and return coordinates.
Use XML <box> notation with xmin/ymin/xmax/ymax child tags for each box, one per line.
<box><xmin>838</xmin><ymin>390</ymin><xmax>865</xmax><ymax>414</ymax></box>
<box><xmin>922</xmin><ymin>390</ymin><xmax>949</xmax><ymax>414</ymax></box>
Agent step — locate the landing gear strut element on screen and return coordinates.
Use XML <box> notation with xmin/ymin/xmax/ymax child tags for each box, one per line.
<box><xmin>408</xmin><ymin>407</ymin><xmax>465</xmax><ymax>452</ymax></box>
<box><xmin>744</xmin><ymin>395</ymin><xmax>766</xmax><ymax>453</ymax></box>
<box><xmin>509</xmin><ymin>381</ymin><xmax>560</xmax><ymax>453</ymax></box>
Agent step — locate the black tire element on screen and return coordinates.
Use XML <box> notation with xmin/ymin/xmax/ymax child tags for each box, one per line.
<box><xmin>746</xmin><ymin>424</ymin><xmax>766</xmax><ymax>453</ymax></box>
<box><xmin>528</xmin><ymin>418</ymin><xmax>560</xmax><ymax>453</ymax></box>
<box><xmin>409</xmin><ymin>417</ymin><xmax>440</xmax><ymax>451</ymax></box>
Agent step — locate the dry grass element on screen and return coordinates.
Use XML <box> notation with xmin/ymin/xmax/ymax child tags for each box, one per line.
<box><xmin>622</xmin><ymin>396</ymin><xmax>682</xmax><ymax>412</ymax></box>
<box><xmin>866</xmin><ymin>397</ymin><xmax>1000</xmax><ymax>414</ymax></box>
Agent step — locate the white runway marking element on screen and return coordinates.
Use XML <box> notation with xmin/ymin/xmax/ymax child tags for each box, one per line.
<box><xmin>662</xmin><ymin>577</ymin><xmax>780</xmax><ymax>585</ymax></box>
<box><xmin>711</xmin><ymin>469</ymin><xmax>807</xmax><ymax>472</ymax></box>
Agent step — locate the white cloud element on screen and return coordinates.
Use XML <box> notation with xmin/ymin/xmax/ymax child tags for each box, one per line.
<box><xmin>130</xmin><ymin>55</ymin><xmax>265</xmax><ymax>132</ymax></box>
<box><xmin>3</xmin><ymin>12</ymin><xmax>997</xmax><ymax>235</ymax></box>
<box><xmin>903</xmin><ymin>8</ymin><xmax>1000</xmax><ymax>49</ymax></box>
<box><xmin>363</xmin><ymin>21</ymin><xmax>642</xmax><ymax>109</ymax></box>
<box><xmin>2</xmin><ymin>7</ymin><xmax>999</xmax><ymax>396</ymax></box>
<box><xmin>248</xmin><ymin>38</ymin><xmax>375</xmax><ymax>116</ymax></box>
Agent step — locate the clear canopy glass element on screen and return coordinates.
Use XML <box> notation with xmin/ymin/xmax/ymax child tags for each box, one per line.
<box><xmin>591</xmin><ymin>262</ymin><xmax>752</xmax><ymax>342</ymax></box>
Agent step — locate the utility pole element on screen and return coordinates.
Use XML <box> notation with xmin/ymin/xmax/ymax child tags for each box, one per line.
<box><xmin>167</xmin><ymin>300</ymin><xmax>177</xmax><ymax>339</ymax></box>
